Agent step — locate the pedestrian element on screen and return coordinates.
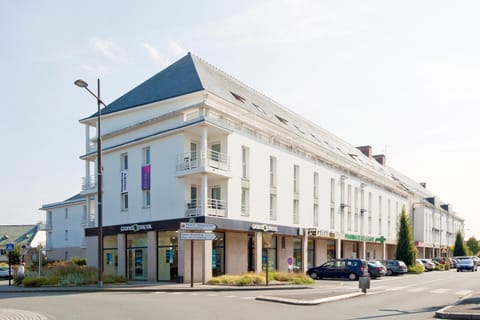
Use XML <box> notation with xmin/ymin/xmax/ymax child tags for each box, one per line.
<box><xmin>15</xmin><ymin>263</ymin><xmax>25</xmax><ymax>285</ymax></box>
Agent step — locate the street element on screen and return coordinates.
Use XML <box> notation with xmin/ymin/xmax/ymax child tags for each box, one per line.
<box><xmin>0</xmin><ymin>269</ymin><xmax>478</xmax><ymax>320</ymax></box>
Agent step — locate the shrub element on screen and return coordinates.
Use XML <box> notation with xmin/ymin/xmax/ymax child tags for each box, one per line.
<box><xmin>70</xmin><ymin>257</ymin><xmax>87</xmax><ymax>266</ymax></box>
<box><xmin>23</xmin><ymin>277</ymin><xmax>48</xmax><ymax>287</ymax></box>
<box><xmin>103</xmin><ymin>273</ymin><xmax>127</xmax><ymax>284</ymax></box>
<box><xmin>408</xmin><ymin>264</ymin><xmax>424</xmax><ymax>273</ymax></box>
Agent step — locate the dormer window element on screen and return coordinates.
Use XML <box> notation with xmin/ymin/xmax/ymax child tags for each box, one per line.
<box><xmin>252</xmin><ymin>102</ymin><xmax>266</xmax><ymax>114</ymax></box>
<box><xmin>275</xmin><ymin>115</ymin><xmax>288</xmax><ymax>125</ymax></box>
<box><xmin>230</xmin><ymin>91</ymin><xmax>246</xmax><ymax>103</ymax></box>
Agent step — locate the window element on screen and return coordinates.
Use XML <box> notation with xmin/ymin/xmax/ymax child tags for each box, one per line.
<box><xmin>293</xmin><ymin>200</ymin><xmax>299</xmax><ymax>224</ymax></box>
<box><xmin>330</xmin><ymin>207</ymin><xmax>335</xmax><ymax>229</ymax></box>
<box><xmin>313</xmin><ymin>204</ymin><xmax>319</xmax><ymax>226</ymax></box>
<box><xmin>210</xmin><ymin>143</ymin><xmax>221</xmax><ymax>162</ymax></box>
<box><xmin>241</xmin><ymin>188</ymin><xmax>249</xmax><ymax>216</ymax></box>
<box><xmin>270</xmin><ymin>156</ymin><xmax>277</xmax><ymax>188</ymax></box>
<box><xmin>293</xmin><ymin>165</ymin><xmax>300</xmax><ymax>194</ymax></box>
<box><xmin>143</xmin><ymin>190</ymin><xmax>151</xmax><ymax>208</ymax></box>
<box><xmin>143</xmin><ymin>147</ymin><xmax>151</xmax><ymax>165</ymax></box>
<box><xmin>368</xmin><ymin>192</ymin><xmax>372</xmax><ymax>234</ymax></box>
<box><xmin>65</xmin><ymin>208</ymin><xmax>68</xmax><ymax>220</ymax></box>
<box><xmin>190</xmin><ymin>142</ymin><xmax>197</xmax><ymax>161</ymax></box>
<box><xmin>65</xmin><ymin>229</ymin><xmax>69</xmax><ymax>241</ymax></box>
<box><xmin>241</xmin><ymin>146</ymin><xmax>249</xmax><ymax>179</ymax></box>
<box><xmin>121</xmin><ymin>153</ymin><xmax>128</xmax><ymax>170</ymax></box>
<box><xmin>330</xmin><ymin>178</ymin><xmax>335</xmax><ymax>205</ymax></box>
<box><xmin>252</xmin><ymin>102</ymin><xmax>266</xmax><ymax>114</ymax></box>
<box><xmin>190</xmin><ymin>186</ymin><xmax>198</xmax><ymax>208</ymax></box>
<box><xmin>275</xmin><ymin>115</ymin><xmax>289</xmax><ymax>125</ymax></box>
<box><xmin>269</xmin><ymin>194</ymin><xmax>277</xmax><ymax>220</ymax></box>
<box><xmin>378</xmin><ymin>196</ymin><xmax>382</xmax><ymax>235</ymax></box>
<box><xmin>230</xmin><ymin>91</ymin><xmax>246</xmax><ymax>103</ymax></box>
<box><xmin>354</xmin><ymin>187</ymin><xmax>359</xmax><ymax>232</ymax></box>
<box><xmin>313</xmin><ymin>172</ymin><xmax>319</xmax><ymax>199</ymax></box>
<box><xmin>387</xmin><ymin>199</ymin><xmax>391</xmax><ymax>237</ymax></box>
<box><xmin>121</xmin><ymin>193</ymin><xmax>129</xmax><ymax>211</ymax></box>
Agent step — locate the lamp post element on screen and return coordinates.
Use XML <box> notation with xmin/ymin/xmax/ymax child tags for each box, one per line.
<box><xmin>74</xmin><ymin>78</ymin><xmax>107</xmax><ymax>288</ymax></box>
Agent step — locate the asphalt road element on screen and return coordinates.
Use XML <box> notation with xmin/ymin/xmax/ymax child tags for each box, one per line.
<box><xmin>0</xmin><ymin>269</ymin><xmax>478</xmax><ymax>320</ymax></box>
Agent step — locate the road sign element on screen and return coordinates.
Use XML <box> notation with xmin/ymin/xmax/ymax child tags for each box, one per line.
<box><xmin>180</xmin><ymin>232</ymin><xmax>217</xmax><ymax>241</ymax></box>
<box><xmin>5</xmin><ymin>243</ymin><xmax>14</xmax><ymax>252</ymax></box>
<box><xmin>180</xmin><ymin>222</ymin><xmax>217</xmax><ymax>231</ymax></box>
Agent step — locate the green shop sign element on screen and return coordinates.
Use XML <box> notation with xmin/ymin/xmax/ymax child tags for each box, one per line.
<box><xmin>345</xmin><ymin>234</ymin><xmax>386</xmax><ymax>243</ymax></box>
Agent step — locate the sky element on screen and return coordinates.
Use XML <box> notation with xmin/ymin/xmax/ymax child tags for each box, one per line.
<box><xmin>1</xmin><ymin>1</ymin><xmax>479</xmax><ymax>237</ymax></box>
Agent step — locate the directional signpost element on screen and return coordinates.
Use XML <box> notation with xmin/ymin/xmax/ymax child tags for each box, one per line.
<box><xmin>180</xmin><ymin>223</ymin><xmax>217</xmax><ymax>288</ymax></box>
<box><xmin>6</xmin><ymin>243</ymin><xmax>14</xmax><ymax>286</ymax></box>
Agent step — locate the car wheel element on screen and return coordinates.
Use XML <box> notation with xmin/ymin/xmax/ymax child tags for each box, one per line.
<box><xmin>386</xmin><ymin>269</ymin><xmax>393</xmax><ymax>276</ymax></box>
<box><xmin>457</xmin><ymin>269</ymin><xmax>460</xmax><ymax>272</ymax></box>
<box><xmin>310</xmin><ymin>272</ymin><xmax>318</xmax><ymax>279</ymax></box>
<box><xmin>348</xmin><ymin>273</ymin><xmax>358</xmax><ymax>281</ymax></box>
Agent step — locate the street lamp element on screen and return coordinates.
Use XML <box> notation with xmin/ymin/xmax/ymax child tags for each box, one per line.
<box><xmin>75</xmin><ymin>78</ymin><xmax>107</xmax><ymax>288</ymax></box>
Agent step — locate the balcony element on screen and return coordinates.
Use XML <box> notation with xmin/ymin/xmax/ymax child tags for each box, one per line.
<box><xmin>185</xmin><ymin>198</ymin><xmax>226</xmax><ymax>217</ymax></box>
<box><xmin>176</xmin><ymin>150</ymin><xmax>231</xmax><ymax>178</ymax></box>
<box><xmin>82</xmin><ymin>175</ymin><xmax>97</xmax><ymax>191</ymax></box>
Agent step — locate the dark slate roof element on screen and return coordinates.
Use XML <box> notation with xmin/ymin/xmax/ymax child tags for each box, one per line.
<box><xmin>41</xmin><ymin>193</ymin><xmax>86</xmax><ymax>210</ymax></box>
<box><xmin>84</xmin><ymin>52</ymin><xmax>398</xmax><ymax>184</ymax></box>
<box><xmin>92</xmin><ymin>53</ymin><xmax>204</xmax><ymax>117</ymax></box>
<box><xmin>0</xmin><ymin>225</ymin><xmax>38</xmax><ymax>246</ymax></box>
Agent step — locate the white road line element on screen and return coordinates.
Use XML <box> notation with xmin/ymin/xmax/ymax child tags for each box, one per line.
<box><xmin>225</xmin><ymin>295</ymin><xmax>238</xmax><ymax>298</ymax></box>
<box><xmin>431</xmin><ymin>288</ymin><xmax>449</xmax><ymax>294</ymax></box>
<box><xmin>408</xmin><ymin>287</ymin><xmax>427</xmax><ymax>292</ymax></box>
<box><xmin>387</xmin><ymin>286</ymin><xmax>408</xmax><ymax>291</ymax></box>
<box><xmin>241</xmin><ymin>297</ymin><xmax>255</xmax><ymax>300</ymax></box>
<box><xmin>455</xmin><ymin>290</ymin><xmax>472</xmax><ymax>296</ymax></box>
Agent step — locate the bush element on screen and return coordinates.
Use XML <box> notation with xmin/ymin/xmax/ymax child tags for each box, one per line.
<box><xmin>23</xmin><ymin>277</ymin><xmax>48</xmax><ymax>287</ymax></box>
<box><xmin>104</xmin><ymin>273</ymin><xmax>127</xmax><ymax>284</ymax></box>
<box><xmin>408</xmin><ymin>264</ymin><xmax>424</xmax><ymax>273</ymax></box>
<box><xmin>206</xmin><ymin>272</ymin><xmax>314</xmax><ymax>286</ymax></box>
<box><xmin>70</xmin><ymin>257</ymin><xmax>87</xmax><ymax>266</ymax></box>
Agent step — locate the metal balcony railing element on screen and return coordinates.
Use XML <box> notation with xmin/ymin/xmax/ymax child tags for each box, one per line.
<box><xmin>185</xmin><ymin>198</ymin><xmax>226</xmax><ymax>217</ymax></box>
<box><xmin>82</xmin><ymin>175</ymin><xmax>97</xmax><ymax>190</ymax></box>
<box><xmin>176</xmin><ymin>150</ymin><xmax>230</xmax><ymax>172</ymax></box>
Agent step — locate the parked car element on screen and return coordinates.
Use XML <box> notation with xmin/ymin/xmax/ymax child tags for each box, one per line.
<box><xmin>415</xmin><ymin>259</ymin><xmax>425</xmax><ymax>272</ymax></box>
<box><xmin>306</xmin><ymin>258</ymin><xmax>367</xmax><ymax>281</ymax></box>
<box><xmin>420</xmin><ymin>259</ymin><xmax>435</xmax><ymax>271</ymax></box>
<box><xmin>0</xmin><ymin>266</ymin><xmax>12</xmax><ymax>279</ymax></box>
<box><xmin>368</xmin><ymin>260</ymin><xmax>387</xmax><ymax>279</ymax></box>
<box><xmin>449</xmin><ymin>258</ymin><xmax>457</xmax><ymax>268</ymax></box>
<box><xmin>457</xmin><ymin>258</ymin><xmax>477</xmax><ymax>272</ymax></box>
<box><xmin>454</xmin><ymin>256</ymin><xmax>480</xmax><ymax>266</ymax></box>
<box><xmin>380</xmin><ymin>259</ymin><xmax>408</xmax><ymax>276</ymax></box>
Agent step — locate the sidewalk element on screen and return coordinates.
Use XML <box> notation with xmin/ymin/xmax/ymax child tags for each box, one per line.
<box><xmin>435</xmin><ymin>293</ymin><xmax>480</xmax><ymax>319</ymax></box>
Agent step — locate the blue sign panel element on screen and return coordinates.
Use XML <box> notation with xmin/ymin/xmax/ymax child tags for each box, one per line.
<box><xmin>5</xmin><ymin>243</ymin><xmax>14</xmax><ymax>252</ymax></box>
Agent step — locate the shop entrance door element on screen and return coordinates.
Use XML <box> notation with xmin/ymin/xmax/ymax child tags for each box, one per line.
<box><xmin>127</xmin><ymin>248</ymin><xmax>148</xmax><ymax>281</ymax></box>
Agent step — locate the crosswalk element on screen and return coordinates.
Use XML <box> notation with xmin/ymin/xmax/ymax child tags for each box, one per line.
<box><xmin>372</xmin><ymin>285</ymin><xmax>472</xmax><ymax>296</ymax></box>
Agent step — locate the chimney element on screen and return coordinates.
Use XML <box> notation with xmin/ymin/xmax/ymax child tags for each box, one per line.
<box><xmin>357</xmin><ymin>145</ymin><xmax>372</xmax><ymax>158</ymax></box>
<box><xmin>420</xmin><ymin>182</ymin><xmax>427</xmax><ymax>188</ymax></box>
<box><xmin>373</xmin><ymin>154</ymin><xmax>386</xmax><ymax>166</ymax></box>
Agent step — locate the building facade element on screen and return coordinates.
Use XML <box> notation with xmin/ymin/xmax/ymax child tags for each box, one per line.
<box><xmin>40</xmin><ymin>194</ymin><xmax>89</xmax><ymax>261</ymax></box>
<box><xmin>43</xmin><ymin>53</ymin><xmax>464</xmax><ymax>283</ymax></box>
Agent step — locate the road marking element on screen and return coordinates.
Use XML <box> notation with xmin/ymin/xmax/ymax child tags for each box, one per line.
<box><xmin>387</xmin><ymin>286</ymin><xmax>408</xmax><ymax>291</ymax></box>
<box><xmin>431</xmin><ymin>288</ymin><xmax>449</xmax><ymax>294</ymax></box>
<box><xmin>408</xmin><ymin>287</ymin><xmax>427</xmax><ymax>292</ymax></box>
<box><xmin>455</xmin><ymin>290</ymin><xmax>472</xmax><ymax>296</ymax></box>
<box><xmin>225</xmin><ymin>295</ymin><xmax>238</xmax><ymax>298</ymax></box>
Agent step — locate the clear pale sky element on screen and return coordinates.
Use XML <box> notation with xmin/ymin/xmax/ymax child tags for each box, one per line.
<box><xmin>1</xmin><ymin>1</ymin><xmax>479</xmax><ymax>238</ymax></box>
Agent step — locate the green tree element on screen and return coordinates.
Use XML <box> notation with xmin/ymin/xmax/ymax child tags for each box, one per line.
<box><xmin>453</xmin><ymin>231</ymin><xmax>466</xmax><ymax>256</ymax></box>
<box><xmin>466</xmin><ymin>237</ymin><xmax>479</xmax><ymax>256</ymax></box>
<box><xmin>395</xmin><ymin>209</ymin><xmax>416</xmax><ymax>266</ymax></box>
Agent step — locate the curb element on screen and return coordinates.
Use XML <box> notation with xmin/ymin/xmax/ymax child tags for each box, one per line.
<box><xmin>435</xmin><ymin>293</ymin><xmax>480</xmax><ymax>320</ymax></box>
<box><xmin>256</xmin><ymin>291</ymin><xmax>365</xmax><ymax>305</ymax></box>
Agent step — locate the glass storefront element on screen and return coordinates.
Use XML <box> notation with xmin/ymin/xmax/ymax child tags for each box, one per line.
<box><xmin>104</xmin><ymin>235</ymin><xmax>118</xmax><ymax>276</ymax></box>
<box><xmin>212</xmin><ymin>232</ymin><xmax>225</xmax><ymax>276</ymax></box>
<box><xmin>307</xmin><ymin>239</ymin><xmax>315</xmax><ymax>268</ymax></box>
<box><xmin>327</xmin><ymin>239</ymin><xmax>336</xmax><ymax>260</ymax></box>
<box><xmin>293</xmin><ymin>238</ymin><xmax>302</xmax><ymax>271</ymax></box>
<box><xmin>157</xmin><ymin>231</ymin><xmax>178</xmax><ymax>281</ymax></box>
<box><xmin>127</xmin><ymin>233</ymin><xmax>148</xmax><ymax>281</ymax></box>
<box><xmin>262</xmin><ymin>236</ymin><xmax>277</xmax><ymax>272</ymax></box>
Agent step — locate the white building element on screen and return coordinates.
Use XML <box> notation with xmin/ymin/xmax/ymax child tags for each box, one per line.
<box><xmin>40</xmin><ymin>194</ymin><xmax>89</xmax><ymax>261</ymax></box>
<box><xmin>43</xmin><ymin>53</ymin><xmax>463</xmax><ymax>282</ymax></box>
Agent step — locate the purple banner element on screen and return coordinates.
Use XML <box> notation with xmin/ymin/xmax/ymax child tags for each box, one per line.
<box><xmin>142</xmin><ymin>165</ymin><xmax>151</xmax><ymax>190</ymax></box>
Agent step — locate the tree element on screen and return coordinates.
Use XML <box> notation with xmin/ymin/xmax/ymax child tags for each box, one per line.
<box><xmin>453</xmin><ymin>231</ymin><xmax>466</xmax><ymax>256</ymax></box>
<box><xmin>395</xmin><ymin>209</ymin><xmax>416</xmax><ymax>266</ymax></box>
<box><xmin>466</xmin><ymin>237</ymin><xmax>479</xmax><ymax>256</ymax></box>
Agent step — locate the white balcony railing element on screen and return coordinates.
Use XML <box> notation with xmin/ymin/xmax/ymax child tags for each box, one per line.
<box><xmin>82</xmin><ymin>175</ymin><xmax>96</xmax><ymax>190</ymax></box>
<box><xmin>185</xmin><ymin>198</ymin><xmax>226</xmax><ymax>217</ymax></box>
<box><xmin>176</xmin><ymin>150</ymin><xmax>231</xmax><ymax>173</ymax></box>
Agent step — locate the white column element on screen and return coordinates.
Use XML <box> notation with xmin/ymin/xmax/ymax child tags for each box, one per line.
<box><xmin>255</xmin><ymin>232</ymin><xmax>263</xmax><ymax>272</ymax></box>
<box><xmin>202</xmin><ymin>240</ymin><xmax>212</xmax><ymax>284</ymax></box>
<box><xmin>362</xmin><ymin>241</ymin><xmax>367</xmax><ymax>259</ymax></box>
<box><xmin>302</xmin><ymin>232</ymin><xmax>308</xmax><ymax>273</ymax></box>
<box><xmin>147</xmin><ymin>231</ymin><xmax>156</xmax><ymax>281</ymax></box>
<box><xmin>201</xmin><ymin>125</ymin><xmax>208</xmax><ymax>216</ymax></box>
<box><xmin>84</xmin><ymin>124</ymin><xmax>91</xmax><ymax>188</ymax></box>
<box><xmin>336</xmin><ymin>238</ymin><xmax>342</xmax><ymax>259</ymax></box>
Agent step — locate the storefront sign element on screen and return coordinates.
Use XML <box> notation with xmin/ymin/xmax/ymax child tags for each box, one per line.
<box><xmin>251</xmin><ymin>224</ymin><xmax>278</xmax><ymax>232</ymax></box>
<box><xmin>120</xmin><ymin>170</ymin><xmax>128</xmax><ymax>193</ymax></box>
<box><xmin>180</xmin><ymin>232</ymin><xmax>216</xmax><ymax>240</ymax></box>
<box><xmin>307</xmin><ymin>228</ymin><xmax>335</xmax><ymax>238</ymax></box>
<box><xmin>120</xmin><ymin>223</ymin><xmax>152</xmax><ymax>233</ymax></box>
<box><xmin>345</xmin><ymin>234</ymin><xmax>386</xmax><ymax>243</ymax></box>
<box><xmin>180</xmin><ymin>222</ymin><xmax>217</xmax><ymax>231</ymax></box>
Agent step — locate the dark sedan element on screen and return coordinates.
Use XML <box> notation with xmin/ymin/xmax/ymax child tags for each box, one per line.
<box><xmin>457</xmin><ymin>259</ymin><xmax>477</xmax><ymax>272</ymax></box>
<box><xmin>368</xmin><ymin>261</ymin><xmax>387</xmax><ymax>279</ymax></box>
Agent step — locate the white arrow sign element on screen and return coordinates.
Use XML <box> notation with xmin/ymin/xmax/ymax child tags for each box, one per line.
<box><xmin>180</xmin><ymin>222</ymin><xmax>217</xmax><ymax>231</ymax></box>
<box><xmin>180</xmin><ymin>232</ymin><xmax>217</xmax><ymax>241</ymax></box>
